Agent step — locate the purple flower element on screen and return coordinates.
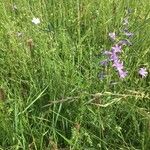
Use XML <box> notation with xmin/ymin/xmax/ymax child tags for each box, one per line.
<box><xmin>139</xmin><ymin>68</ymin><xmax>148</xmax><ymax>78</ymax></box>
<box><xmin>118</xmin><ymin>70</ymin><xmax>128</xmax><ymax>78</ymax></box>
<box><xmin>113</xmin><ymin>60</ymin><xmax>124</xmax><ymax>71</ymax></box>
<box><xmin>32</xmin><ymin>17</ymin><xmax>40</xmax><ymax>25</ymax></box>
<box><xmin>109</xmin><ymin>32</ymin><xmax>116</xmax><ymax>41</ymax></box>
<box><xmin>112</xmin><ymin>44</ymin><xmax>122</xmax><ymax>53</ymax></box>
<box><xmin>110</xmin><ymin>52</ymin><xmax>119</xmax><ymax>61</ymax></box>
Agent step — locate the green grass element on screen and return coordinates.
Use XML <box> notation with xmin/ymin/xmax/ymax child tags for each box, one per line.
<box><xmin>0</xmin><ymin>0</ymin><xmax>150</xmax><ymax>149</ymax></box>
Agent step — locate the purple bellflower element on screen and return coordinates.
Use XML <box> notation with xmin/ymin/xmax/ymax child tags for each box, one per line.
<box><xmin>113</xmin><ymin>60</ymin><xmax>124</xmax><ymax>71</ymax></box>
<box><xmin>112</xmin><ymin>44</ymin><xmax>122</xmax><ymax>53</ymax></box>
<box><xmin>110</xmin><ymin>52</ymin><xmax>119</xmax><ymax>61</ymax></box>
<box><xmin>118</xmin><ymin>70</ymin><xmax>128</xmax><ymax>78</ymax></box>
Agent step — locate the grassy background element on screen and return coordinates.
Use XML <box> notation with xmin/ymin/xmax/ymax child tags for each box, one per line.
<box><xmin>0</xmin><ymin>0</ymin><xmax>150</xmax><ymax>149</ymax></box>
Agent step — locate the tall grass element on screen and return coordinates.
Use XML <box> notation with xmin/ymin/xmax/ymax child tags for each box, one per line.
<box><xmin>0</xmin><ymin>0</ymin><xmax>150</xmax><ymax>149</ymax></box>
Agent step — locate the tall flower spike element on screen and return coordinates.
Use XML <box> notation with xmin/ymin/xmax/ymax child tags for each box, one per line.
<box><xmin>109</xmin><ymin>51</ymin><xmax>119</xmax><ymax>61</ymax></box>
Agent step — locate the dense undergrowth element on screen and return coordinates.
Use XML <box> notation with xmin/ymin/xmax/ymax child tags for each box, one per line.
<box><xmin>0</xmin><ymin>0</ymin><xmax>150</xmax><ymax>149</ymax></box>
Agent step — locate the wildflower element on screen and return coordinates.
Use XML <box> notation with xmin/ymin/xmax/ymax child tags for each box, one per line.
<box><xmin>113</xmin><ymin>60</ymin><xmax>124</xmax><ymax>71</ymax></box>
<box><xmin>139</xmin><ymin>68</ymin><xmax>148</xmax><ymax>78</ymax></box>
<box><xmin>104</xmin><ymin>44</ymin><xmax>128</xmax><ymax>79</ymax></box>
<box><xmin>32</xmin><ymin>17</ymin><xmax>40</xmax><ymax>25</ymax></box>
<box><xmin>109</xmin><ymin>51</ymin><xmax>119</xmax><ymax>61</ymax></box>
<box><xmin>112</xmin><ymin>44</ymin><xmax>122</xmax><ymax>53</ymax></box>
<box><xmin>118</xmin><ymin>70</ymin><xmax>128</xmax><ymax>78</ymax></box>
<box><xmin>109</xmin><ymin>32</ymin><xmax>116</xmax><ymax>41</ymax></box>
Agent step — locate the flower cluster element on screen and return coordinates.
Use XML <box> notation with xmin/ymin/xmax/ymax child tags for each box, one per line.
<box><xmin>99</xmin><ymin>10</ymin><xmax>148</xmax><ymax>79</ymax></box>
<box><xmin>104</xmin><ymin>44</ymin><xmax>128</xmax><ymax>79</ymax></box>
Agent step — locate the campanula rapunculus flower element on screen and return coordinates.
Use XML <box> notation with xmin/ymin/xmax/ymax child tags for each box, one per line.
<box><xmin>118</xmin><ymin>70</ymin><xmax>128</xmax><ymax>78</ymax></box>
<box><xmin>113</xmin><ymin>60</ymin><xmax>124</xmax><ymax>71</ymax></box>
<box><xmin>112</xmin><ymin>44</ymin><xmax>122</xmax><ymax>53</ymax></box>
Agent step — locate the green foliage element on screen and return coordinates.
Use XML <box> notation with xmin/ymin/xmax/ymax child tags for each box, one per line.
<box><xmin>0</xmin><ymin>0</ymin><xmax>150</xmax><ymax>149</ymax></box>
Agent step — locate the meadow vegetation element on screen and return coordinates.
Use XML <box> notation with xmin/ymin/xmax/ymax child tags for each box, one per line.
<box><xmin>0</xmin><ymin>0</ymin><xmax>150</xmax><ymax>149</ymax></box>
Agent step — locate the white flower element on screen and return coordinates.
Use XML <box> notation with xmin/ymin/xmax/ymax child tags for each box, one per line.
<box><xmin>32</xmin><ymin>17</ymin><xmax>40</xmax><ymax>25</ymax></box>
<box><xmin>109</xmin><ymin>32</ymin><xmax>116</xmax><ymax>40</ymax></box>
